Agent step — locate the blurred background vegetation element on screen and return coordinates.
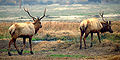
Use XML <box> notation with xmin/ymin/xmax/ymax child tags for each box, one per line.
<box><xmin>0</xmin><ymin>0</ymin><xmax>120</xmax><ymax>5</ymax></box>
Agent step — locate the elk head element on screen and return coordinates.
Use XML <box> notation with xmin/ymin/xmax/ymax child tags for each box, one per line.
<box><xmin>99</xmin><ymin>11</ymin><xmax>113</xmax><ymax>33</ymax></box>
<box><xmin>24</xmin><ymin>8</ymin><xmax>46</xmax><ymax>33</ymax></box>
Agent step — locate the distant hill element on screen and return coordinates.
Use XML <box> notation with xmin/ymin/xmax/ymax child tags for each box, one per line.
<box><xmin>0</xmin><ymin>0</ymin><xmax>120</xmax><ymax>5</ymax></box>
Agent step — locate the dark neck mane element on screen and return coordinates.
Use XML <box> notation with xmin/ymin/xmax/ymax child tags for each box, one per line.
<box><xmin>35</xmin><ymin>28</ymin><xmax>39</xmax><ymax>34</ymax></box>
<box><xmin>33</xmin><ymin>22</ymin><xmax>40</xmax><ymax>34</ymax></box>
<box><xmin>100</xmin><ymin>22</ymin><xmax>107</xmax><ymax>33</ymax></box>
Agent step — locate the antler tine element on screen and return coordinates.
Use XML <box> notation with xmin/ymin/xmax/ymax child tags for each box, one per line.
<box><xmin>23</xmin><ymin>7</ymin><xmax>28</xmax><ymax>12</ymax></box>
<box><xmin>99</xmin><ymin>11</ymin><xmax>106</xmax><ymax>22</ymax></box>
<box><xmin>99</xmin><ymin>11</ymin><xmax>103</xmax><ymax>17</ymax></box>
<box><xmin>39</xmin><ymin>8</ymin><xmax>46</xmax><ymax>20</ymax></box>
<box><xmin>23</xmin><ymin>7</ymin><xmax>35</xmax><ymax>20</ymax></box>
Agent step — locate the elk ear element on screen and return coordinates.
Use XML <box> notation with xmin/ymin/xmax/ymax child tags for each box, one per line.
<box><xmin>107</xmin><ymin>21</ymin><xmax>111</xmax><ymax>25</ymax></box>
<box><xmin>109</xmin><ymin>21</ymin><xmax>111</xmax><ymax>24</ymax></box>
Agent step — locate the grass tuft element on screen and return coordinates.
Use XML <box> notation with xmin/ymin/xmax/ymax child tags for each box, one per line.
<box><xmin>48</xmin><ymin>54</ymin><xmax>91</xmax><ymax>58</ymax></box>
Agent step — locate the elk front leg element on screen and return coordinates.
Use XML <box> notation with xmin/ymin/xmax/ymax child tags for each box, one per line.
<box><xmin>97</xmin><ymin>32</ymin><xmax>101</xmax><ymax>43</ymax></box>
<box><xmin>8</xmin><ymin>39</ymin><xmax>14</xmax><ymax>56</ymax></box>
<box><xmin>90</xmin><ymin>33</ymin><xmax>93</xmax><ymax>47</ymax></box>
<box><xmin>29</xmin><ymin>37</ymin><xmax>33</xmax><ymax>54</ymax></box>
<box><xmin>83</xmin><ymin>33</ymin><xmax>89</xmax><ymax>49</ymax></box>
<box><xmin>20</xmin><ymin>37</ymin><xmax>26</xmax><ymax>55</ymax></box>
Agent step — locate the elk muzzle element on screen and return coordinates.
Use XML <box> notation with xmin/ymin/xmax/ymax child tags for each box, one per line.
<box><xmin>109</xmin><ymin>27</ymin><xmax>113</xmax><ymax>33</ymax></box>
<box><xmin>109</xmin><ymin>29</ymin><xmax>113</xmax><ymax>33</ymax></box>
<box><xmin>40</xmin><ymin>25</ymin><xmax>42</xmax><ymax>28</ymax></box>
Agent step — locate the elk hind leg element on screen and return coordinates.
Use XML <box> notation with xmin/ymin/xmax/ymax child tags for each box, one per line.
<box><xmin>8</xmin><ymin>39</ymin><xmax>14</xmax><ymax>56</ymax></box>
<box><xmin>13</xmin><ymin>38</ymin><xmax>21</xmax><ymax>55</ymax></box>
<box><xmin>83</xmin><ymin>33</ymin><xmax>89</xmax><ymax>49</ymax></box>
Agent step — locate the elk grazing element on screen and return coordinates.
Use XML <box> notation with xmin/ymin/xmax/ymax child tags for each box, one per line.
<box><xmin>79</xmin><ymin>11</ymin><xmax>113</xmax><ymax>49</ymax></box>
<box><xmin>8</xmin><ymin>8</ymin><xmax>46</xmax><ymax>56</ymax></box>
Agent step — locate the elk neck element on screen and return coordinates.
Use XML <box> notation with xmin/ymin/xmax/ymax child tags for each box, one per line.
<box><xmin>33</xmin><ymin>21</ymin><xmax>42</xmax><ymax>34</ymax></box>
<box><xmin>100</xmin><ymin>22</ymin><xmax>108</xmax><ymax>33</ymax></box>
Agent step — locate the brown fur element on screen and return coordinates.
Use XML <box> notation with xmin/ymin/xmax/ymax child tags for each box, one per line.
<box><xmin>8</xmin><ymin>8</ymin><xmax>46</xmax><ymax>56</ymax></box>
<box><xmin>79</xmin><ymin>18</ymin><xmax>113</xmax><ymax>49</ymax></box>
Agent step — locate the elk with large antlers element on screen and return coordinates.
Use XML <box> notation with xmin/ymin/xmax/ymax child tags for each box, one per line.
<box><xmin>8</xmin><ymin>8</ymin><xmax>46</xmax><ymax>56</ymax></box>
<box><xmin>79</xmin><ymin>11</ymin><xmax>113</xmax><ymax>49</ymax></box>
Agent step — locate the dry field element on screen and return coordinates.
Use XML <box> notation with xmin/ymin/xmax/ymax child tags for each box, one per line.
<box><xmin>0</xmin><ymin>21</ymin><xmax>81</xmax><ymax>39</ymax></box>
<box><xmin>0</xmin><ymin>21</ymin><xmax>120</xmax><ymax>60</ymax></box>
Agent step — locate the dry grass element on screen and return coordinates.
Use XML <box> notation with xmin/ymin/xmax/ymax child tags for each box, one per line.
<box><xmin>0</xmin><ymin>21</ymin><xmax>120</xmax><ymax>40</ymax></box>
<box><xmin>0</xmin><ymin>22</ymin><xmax>13</xmax><ymax>38</ymax></box>
<box><xmin>111</xmin><ymin>21</ymin><xmax>120</xmax><ymax>33</ymax></box>
<box><xmin>108</xmin><ymin>55</ymin><xmax>120</xmax><ymax>60</ymax></box>
<box><xmin>39</xmin><ymin>21</ymin><xmax>80</xmax><ymax>37</ymax></box>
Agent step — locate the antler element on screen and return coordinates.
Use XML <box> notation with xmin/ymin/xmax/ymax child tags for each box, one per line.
<box><xmin>99</xmin><ymin>11</ymin><xmax>106</xmax><ymax>22</ymax></box>
<box><xmin>24</xmin><ymin>7</ymin><xmax>35</xmax><ymax>21</ymax></box>
<box><xmin>39</xmin><ymin>8</ymin><xmax>46</xmax><ymax>20</ymax></box>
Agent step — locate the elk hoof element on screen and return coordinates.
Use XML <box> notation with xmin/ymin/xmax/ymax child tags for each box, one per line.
<box><xmin>30</xmin><ymin>51</ymin><xmax>34</xmax><ymax>54</ymax></box>
<box><xmin>90</xmin><ymin>45</ymin><xmax>92</xmax><ymax>47</ymax></box>
<box><xmin>90</xmin><ymin>45</ymin><xmax>93</xmax><ymax>47</ymax></box>
<box><xmin>18</xmin><ymin>51</ymin><xmax>22</xmax><ymax>55</ymax></box>
<box><xmin>8</xmin><ymin>52</ymin><xmax>12</xmax><ymax>56</ymax></box>
<box><xmin>19</xmin><ymin>50</ymin><xmax>23</xmax><ymax>55</ymax></box>
<box><xmin>21</xmin><ymin>50</ymin><xmax>23</xmax><ymax>52</ymax></box>
<box><xmin>79</xmin><ymin>47</ymin><xmax>82</xmax><ymax>49</ymax></box>
<box><xmin>79</xmin><ymin>45</ymin><xmax>82</xmax><ymax>49</ymax></box>
<box><xmin>84</xmin><ymin>47</ymin><xmax>87</xmax><ymax>49</ymax></box>
<box><xmin>99</xmin><ymin>41</ymin><xmax>101</xmax><ymax>43</ymax></box>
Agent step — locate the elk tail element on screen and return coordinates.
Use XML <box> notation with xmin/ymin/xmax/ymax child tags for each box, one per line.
<box><xmin>9</xmin><ymin>26</ymin><xmax>16</xmax><ymax>37</ymax></box>
<box><xmin>80</xmin><ymin>24</ymin><xmax>88</xmax><ymax>33</ymax></box>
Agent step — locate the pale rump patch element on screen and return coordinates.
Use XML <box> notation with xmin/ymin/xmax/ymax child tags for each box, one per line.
<box><xmin>80</xmin><ymin>19</ymin><xmax>88</xmax><ymax>31</ymax></box>
<box><xmin>80</xmin><ymin>18</ymin><xmax>103</xmax><ymax>32</ymax></box>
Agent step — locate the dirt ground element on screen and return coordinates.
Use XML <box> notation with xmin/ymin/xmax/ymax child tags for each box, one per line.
<box><xmin>0</xmin><ymin>39</ymin><xmax>120</xmax><ymax>60</ymax></box>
